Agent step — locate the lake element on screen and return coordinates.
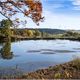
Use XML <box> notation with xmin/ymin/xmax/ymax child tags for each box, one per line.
<box><xmin>0</xmin><ymin>40</ymin><xmax>80</xmax><ymax>73</ymax></box>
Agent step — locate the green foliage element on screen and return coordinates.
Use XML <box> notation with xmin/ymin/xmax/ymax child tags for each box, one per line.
<box><xmin>0</xmin><ymin>24</ymin><xmax>80</xmax><ymax>40</ymax></box>
<box><xmin>63</xmin><ymin>31</ymin><xmax>80</xmax><ymax>38</ymax></box>
<box><xmin>0</xmin><ymin>19</ymin><xmax>12</xmax><ymax>28</ymax></box>
<box><xmin>0</xmin><ymin>39</ymin><xmax>13</xmax><ymax>59</ymax></box>
<box><xmin>33</xmin><ymin>30</ymin><xmax>41</xmax><ymax>38</ymax></box>
<box><xmin>54</xmin><ymin>72</ymin><xmax>62</xmax><ymax>78</ymax></box>
<box><xmin>0</xmin><ymin>19</ymin><xmax>12</xmax><ymax>39</ymax></box>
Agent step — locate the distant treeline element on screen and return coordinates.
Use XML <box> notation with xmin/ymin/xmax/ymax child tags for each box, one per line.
<box><xmin>0</xmin><ymin>28</ymin><xmax>57</xmax><ymax>40</ymax></box>
<box><xmin>1</xmin><ymin>28</ymin><xmax>80</xmax><ymax>40</ymax></box>
<box><xmin>0</xmin><ymin>19</ymin><xmax>80</xmax><ymax>41</ymax></box>
<box><xmin>10</xmin><ymin>28</ymin><xmax>66</xmax><ymax>38</ymax></box>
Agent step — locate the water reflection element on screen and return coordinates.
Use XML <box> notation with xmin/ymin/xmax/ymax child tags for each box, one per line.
<box><xmin>0</xmin><ymin>39</ymin><xmax>13</xmax><ymax>59</ymax></box>
<box><xmin>0</xmin><ymin>40</ymin><xmax>80</xmax><ymax>72</ymax></box>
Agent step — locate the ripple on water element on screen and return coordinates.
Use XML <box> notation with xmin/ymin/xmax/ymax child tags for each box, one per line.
<box><xmin>53</xmin><ymin>50</ymin><xmax>76</xmax><ymax>53</ymax></box>
<box><xmin>73</xmin><ymin>48</ymin><xmax>80</xmax><ymax>50</ymax></box>
<box><xmin>40</xmin><ymin>52</ymin><xmax>55</xmax><ymax>54</ymax></box>
<box><xmin>27</xmin><ymin>49</ymin><xmax>76</xmax><ymax>54</ymax></box>
<box><xmin>27</xmin><ymin>50</ymin><xmax>41</xmax><ymax>53</ymax></box>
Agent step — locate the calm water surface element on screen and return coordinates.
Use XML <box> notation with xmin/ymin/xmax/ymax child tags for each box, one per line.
<box><xmin>0</xmin><ymin>40</ymin><xmax>80</xmax><ymax>72</ymax></box>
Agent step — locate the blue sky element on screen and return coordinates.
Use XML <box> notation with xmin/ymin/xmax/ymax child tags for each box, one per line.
<box><xmin>37</xmin><ymin>0</ymin><xmax>80</xmax><ymax>30</ymax></box>
<box><xmin>42</xmin><ymin>0</ymin><xmax>80</xmax><ymax>15</ymax></box>
<box><xmin>25</xmin><ymin>0</ymin><xmax>80</xmax><ymax>30</ymax></box>
<box><xmin>0</xmin><ymin>0</ymin><xmax>80</xmax><ymax>30</ymax></box>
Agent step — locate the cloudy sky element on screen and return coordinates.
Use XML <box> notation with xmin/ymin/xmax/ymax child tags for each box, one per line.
<box><xmin>0</xmin><ymin>0</ymin><xmax>80</xmax><ymax>30</ymax></box>
<box><xmin>28</xmin><ymin>0</ymin><xmax>80</xmax><ymax>30</ymax></box>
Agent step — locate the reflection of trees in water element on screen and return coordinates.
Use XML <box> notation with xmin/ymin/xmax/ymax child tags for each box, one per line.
<box><xmin>0</xmin><ymin>39</ymin><xmax>13</xmax><ymax>59</ymax></box>
<box><xmin>0</xmin><ymin>19</ymin><xmax>13</xmax><ymax>59</ymax></box>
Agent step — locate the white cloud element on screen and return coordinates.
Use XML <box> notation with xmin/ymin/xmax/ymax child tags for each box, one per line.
<box><xmin>72</xmin><ymin>0</ymin><xmax>80</xmax><ymax>6</ymax></box>
<box><xmin>24</xmin><ymin>10</ymin><xmax>80</xmax><ymax>30</ymax></box>
<box><xmin>72</xmin><ymin>0</ymin><xmax>80</xmax><ymax>10</ymax></box>
<box><xmin>73</xmin><ymin>6</ymin><xmax>80</xmax><ymax>10</ymax></box>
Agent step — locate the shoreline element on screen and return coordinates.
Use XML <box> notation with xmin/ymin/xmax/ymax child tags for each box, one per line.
<box><xmin>0</xmin><ymin>58</ymin><xmax>80</xmax><ymax>79</ymax></box>
<box><xmin>21</xmin><ymin>58</ymin><xmax>80</xmax><ymax>79</ymax></box>
<box><xmin>10</xmin><ymin>37</ymin><xmax>80</xmax><ymax>42</ymax></box>
<box><xmin>0</xmin><ymin>37</ymin><xmax>80</xmax><ymax>42</ymax></box>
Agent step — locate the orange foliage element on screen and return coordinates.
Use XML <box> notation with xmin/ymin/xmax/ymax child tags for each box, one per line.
<box><xmin>0</xmin><ymin>0</ymin><xmax>43</xmax><ymax>25</ymax></box>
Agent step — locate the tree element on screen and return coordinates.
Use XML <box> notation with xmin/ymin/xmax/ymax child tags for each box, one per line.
<box><xmin>34</xmin><ymin>30</ymin><xmax>41</xmax><ymax>37</ymax></box>
<box><xmin>0</xmin><ymin>0</ymin><xmax>43</xmax><ymax>26</ymax></box>
<box><xmin>0</xmin><ymin>39</ymin><xmax>13</xmax><ymax>59</ymax></box>
<box><xmin>26</xmin><ymin>30</ymin><xmax>33</xmax><ymax>37</ymax></box>
<box><xmin>0</xmin><ymin>19</ymin><xmax>12</xmax><ymax>39</ymax></box>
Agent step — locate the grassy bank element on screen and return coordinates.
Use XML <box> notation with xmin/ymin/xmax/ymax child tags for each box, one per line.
<box><xmin>21</xmin><ymin>58</ymin><xmax>80</xmax><ymax>79</ymax></box>
<box><xmin>0</xmin><ymin>58</ymin><xmax>80</xmax><ymax>79</ymax></box>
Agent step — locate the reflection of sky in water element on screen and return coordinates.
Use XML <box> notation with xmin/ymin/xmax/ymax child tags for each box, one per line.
<box><xmin>0</xmin><ymin>40</ymin><xmax>80</xmax><ymax>72</ymax></box>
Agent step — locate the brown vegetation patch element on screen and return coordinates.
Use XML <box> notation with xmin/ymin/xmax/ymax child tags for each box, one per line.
<box><xmin>22</xmin><ymin>58</ymin><xmax>80</xmax><ymax>79</ymax></box>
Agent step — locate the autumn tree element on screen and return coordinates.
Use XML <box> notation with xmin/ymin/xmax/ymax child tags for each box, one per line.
<box><xmin>26</xmin><ymin>30</ymin><xmax>33</xmax><ymax>37</ymax></box>
<box><xmin>0</xmin><ymin>0</ymin><xmax>43</xmax><ymax>26</ymax></box>
<box><xmin>34</xmin><ymin>29</ymin><xmax>41</xmax><ymax>37</ymax></box>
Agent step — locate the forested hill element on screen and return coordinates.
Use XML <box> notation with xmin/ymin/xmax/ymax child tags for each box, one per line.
<box><xmin>19</xmin><ymin>28</ymin><xmax>66</xmax><ymax>34</ymax></box>
<box><xmin>38</xmin><ymin>29</ymin><xmax>66</xmax><ymax>34</ymax></box>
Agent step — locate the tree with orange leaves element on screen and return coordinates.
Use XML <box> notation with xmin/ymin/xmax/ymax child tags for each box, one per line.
<box><xmin>0</xmin><ymin>0</ymin><xmax>43</xmax><ymax>26</ymax></box>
